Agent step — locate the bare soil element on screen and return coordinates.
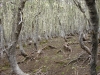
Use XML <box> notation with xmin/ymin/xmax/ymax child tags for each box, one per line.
<box><xmin>0</xmin><ymin>35</ymin><xmax>100</xmax><ymax>75</ymax></box>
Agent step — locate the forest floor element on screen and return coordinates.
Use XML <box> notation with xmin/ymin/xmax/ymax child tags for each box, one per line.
<box><xmin>0</xmin><ymin>35</ymin><xmax>100</xmax><ymax>75</ymax></box>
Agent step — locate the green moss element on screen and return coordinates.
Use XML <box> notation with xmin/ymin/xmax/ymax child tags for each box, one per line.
<box><xmin>40</xmin><ymin>40</ymin><xmax>48</xmax><ymax>45</ymax></box>
<box><xmin>32</xmin><ymin>69</ymin><xmax>37</xmax><ymax>73</ymax></box>
<box><xmin>32</xmin><ymin>66</ymin><xmax>48</xmax><ymax>73</ymax></box>
<box><xmin>61</xmin><ymin>72</ymin><xmax>65</xmax><ymax>75</ymax></box>
<box><xmin>55</xmin><ymin>54</ymin><xmax>63</xmax><ymax>60</ymax></box>
<box><xmin>41</xmin><ymin>66</ymin><xmax>48</xmax><ymax>72</ymax></box>
<box><xmin>0</xmin><ymin>63</ymin><xmax>10</xmax><ymax>71</ymax></box>
<box><xmin>68</xmin><ymin>38</ymin><xmax>76</xmax><ymax>44</ymax></box>
<box><xmin>23</xmin><ymin>43</ymin><xmax>27</xmax><ymax>47</ymax></box>
<box><xmin>1</xmin><ymin>66</ymin><xmax>9</xmax><ymax>71</ymax></box>
<box><xmin>43</xmin><ymin>57</ymin><xmax>49</xmax><ymax>64</ymax></box>
<box><xmin>56</xmin><ymin>61</ymin><xmax>67</xmax><ymax>66</ymax></box>
<box><xmin>96</xmin><ymin>66</ymin><xmax>100</xmax><ymax>71</ymax></box>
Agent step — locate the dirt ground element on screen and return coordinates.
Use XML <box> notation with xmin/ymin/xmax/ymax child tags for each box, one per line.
<box><xmin>0</xmin><ymin>35</ymin><xmax>100</xmax><ymax>75</ymax></box>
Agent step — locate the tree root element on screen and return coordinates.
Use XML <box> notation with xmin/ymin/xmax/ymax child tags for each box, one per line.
<box><xmin>20</xmin><ymin>51</ymin><xmax>28</xmax><ymax>57</ymax></box>
<box><xmin>19</xmin><ymin>50</ymin><xmax>43</xmax><ymax>64</ymax></box>
<box><xmin>33</xmin><ymin>66</ymin><xmax>48</xmax><ymax>75</ymax></box>
<box><xmin>17</xmin><ymin>56</ymin><xmax>32</xmax><ymax>64</ymax></box>
<box><xmin>42</xmin><ymin>45</ymin><xmax>57</xmax><ymax>50</ymax></box>
<box><xmin>67</xmin><ymin>52</ymin><xmax>89</xmax><ymax>65</ymax></box>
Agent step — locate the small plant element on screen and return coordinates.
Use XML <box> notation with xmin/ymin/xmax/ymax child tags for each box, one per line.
<box><xmin>61</xmin><ymin>72</ymin><xmax>65</xmax><ymax>75</ymax></box>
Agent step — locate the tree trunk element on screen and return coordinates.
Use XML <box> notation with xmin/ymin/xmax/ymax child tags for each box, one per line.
<box><xmin>0</xmin><ymin>13</ymin><xmax>5</xmax><ymax>59</ymax></box>
<box><xmin>7</xmin><ymin>0</ymin><xmax>29</xmax><ymax>75</ymax></box>
<box><xmin>85</xmin><ymin>0</ymin><xmax>99</xmax><ymax>75</ymax></box>
<box><xmin>19</xmin><ymin>34</ymin><xmax>27</xmax><ymax>57</ymax></box>
<box><xmin>0</xmin><ymin>19</ymin><xmax>3</xmax><ymax>58</ymax></box>
<box><xmin>0</xmin><ymin>19</ymin><xmax>5</xmax><ymax>58</ymax></box>
<box><xmin>8</xmin><ymin>42</ymin><xmax>28</xmax><ymax>75</ymax></box>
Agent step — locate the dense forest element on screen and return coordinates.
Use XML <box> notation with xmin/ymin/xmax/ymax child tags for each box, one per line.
<box><xmin>0</xmin><ymin>0</ymin><xmax>100</xmax><ymax>75</ymax></box>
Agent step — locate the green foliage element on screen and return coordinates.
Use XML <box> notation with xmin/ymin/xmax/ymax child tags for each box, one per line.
<box><xmin>0</xmin><ymin>62</ymin><xmax>10</xmax><ymax>71</ymax></box>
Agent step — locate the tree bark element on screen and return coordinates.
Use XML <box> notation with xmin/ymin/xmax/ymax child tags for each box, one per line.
<box><xmin>19</xmin><ymin>34</ymin><xmax>27</xmax><ymax>57</ymax></box>
<box><xmin>79</xmin><ymin>32</ymin><xmax>91</xmax><ymax>55</ymax></box>
<box><xmin>85</xmin><ymin>0</ymin><xmax>99</xmax><ymax>75</ymax></box>
<box><xmin>7</xmin><ymin>0</ymin><xmax>29</xmax><ymax>75</ymax></box>
<box><xmin>0</xmin><ymin>18</ymin><xmax>5</xmax><ymax>58</ymax></box>
<box><xmin>0</xmin><ymin>3</ymin><xmax>6</xmax><ymax>58</ymax></box>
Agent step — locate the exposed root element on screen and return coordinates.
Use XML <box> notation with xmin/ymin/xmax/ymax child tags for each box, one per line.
<box><xmin>18</xmin><ymin>56</ymin><xmax>31</xmax><ymax>64</ymax></box>
<box><xmin>42</xmin><ymin>45</ymin><xmax>57</xmax><ymax>50</ymax></box>
<box><xmin>63</xmin><ymin>42</ymin><xmax>72</xmax><ymax>52</ymax></box>
<box><xmin>68</xmin><ymin>42</ymin><xmax>79</xmax><ymax>45</ymax></box>
<box><xmin>57</xmin><ymin>50</ymin><xmax>63</xmax><ymax>53</ymax></box>
<box><xmin>82</xmin><ymin>55</ymin><xmax>91</xmax><ymax>65</ymax></box>
<box><xmin>48</xmin><ymin>45</ymin><xmax>57</xmax><ymax>49</ymax></box>
<box><xmin>79</xmin><ymin>32</ymin><xmax>91</xmax><ymax>55</ymax></box>
<box><xmin>34</xmin><ymin>66</ymin><xmax>48</xmax><ymax>75</ymax></box>
<box><xmin>20</xmin><ymin>50</ymin><xmax>28</xmax><ymax>57</ymax></box>
<box><xmin>67</xmin><ymin>52</ymin><xmax>89</xmax><ymax>65</ymax></box>
<box><xmin>18</xmin><ymin>49</ymin><xmax>43</xmax><ymax>64</ymax></box>
<box><xmin>54</xmin><ymin>60</ymin><xmax>67</xmax><ymax>65</ymax></box>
